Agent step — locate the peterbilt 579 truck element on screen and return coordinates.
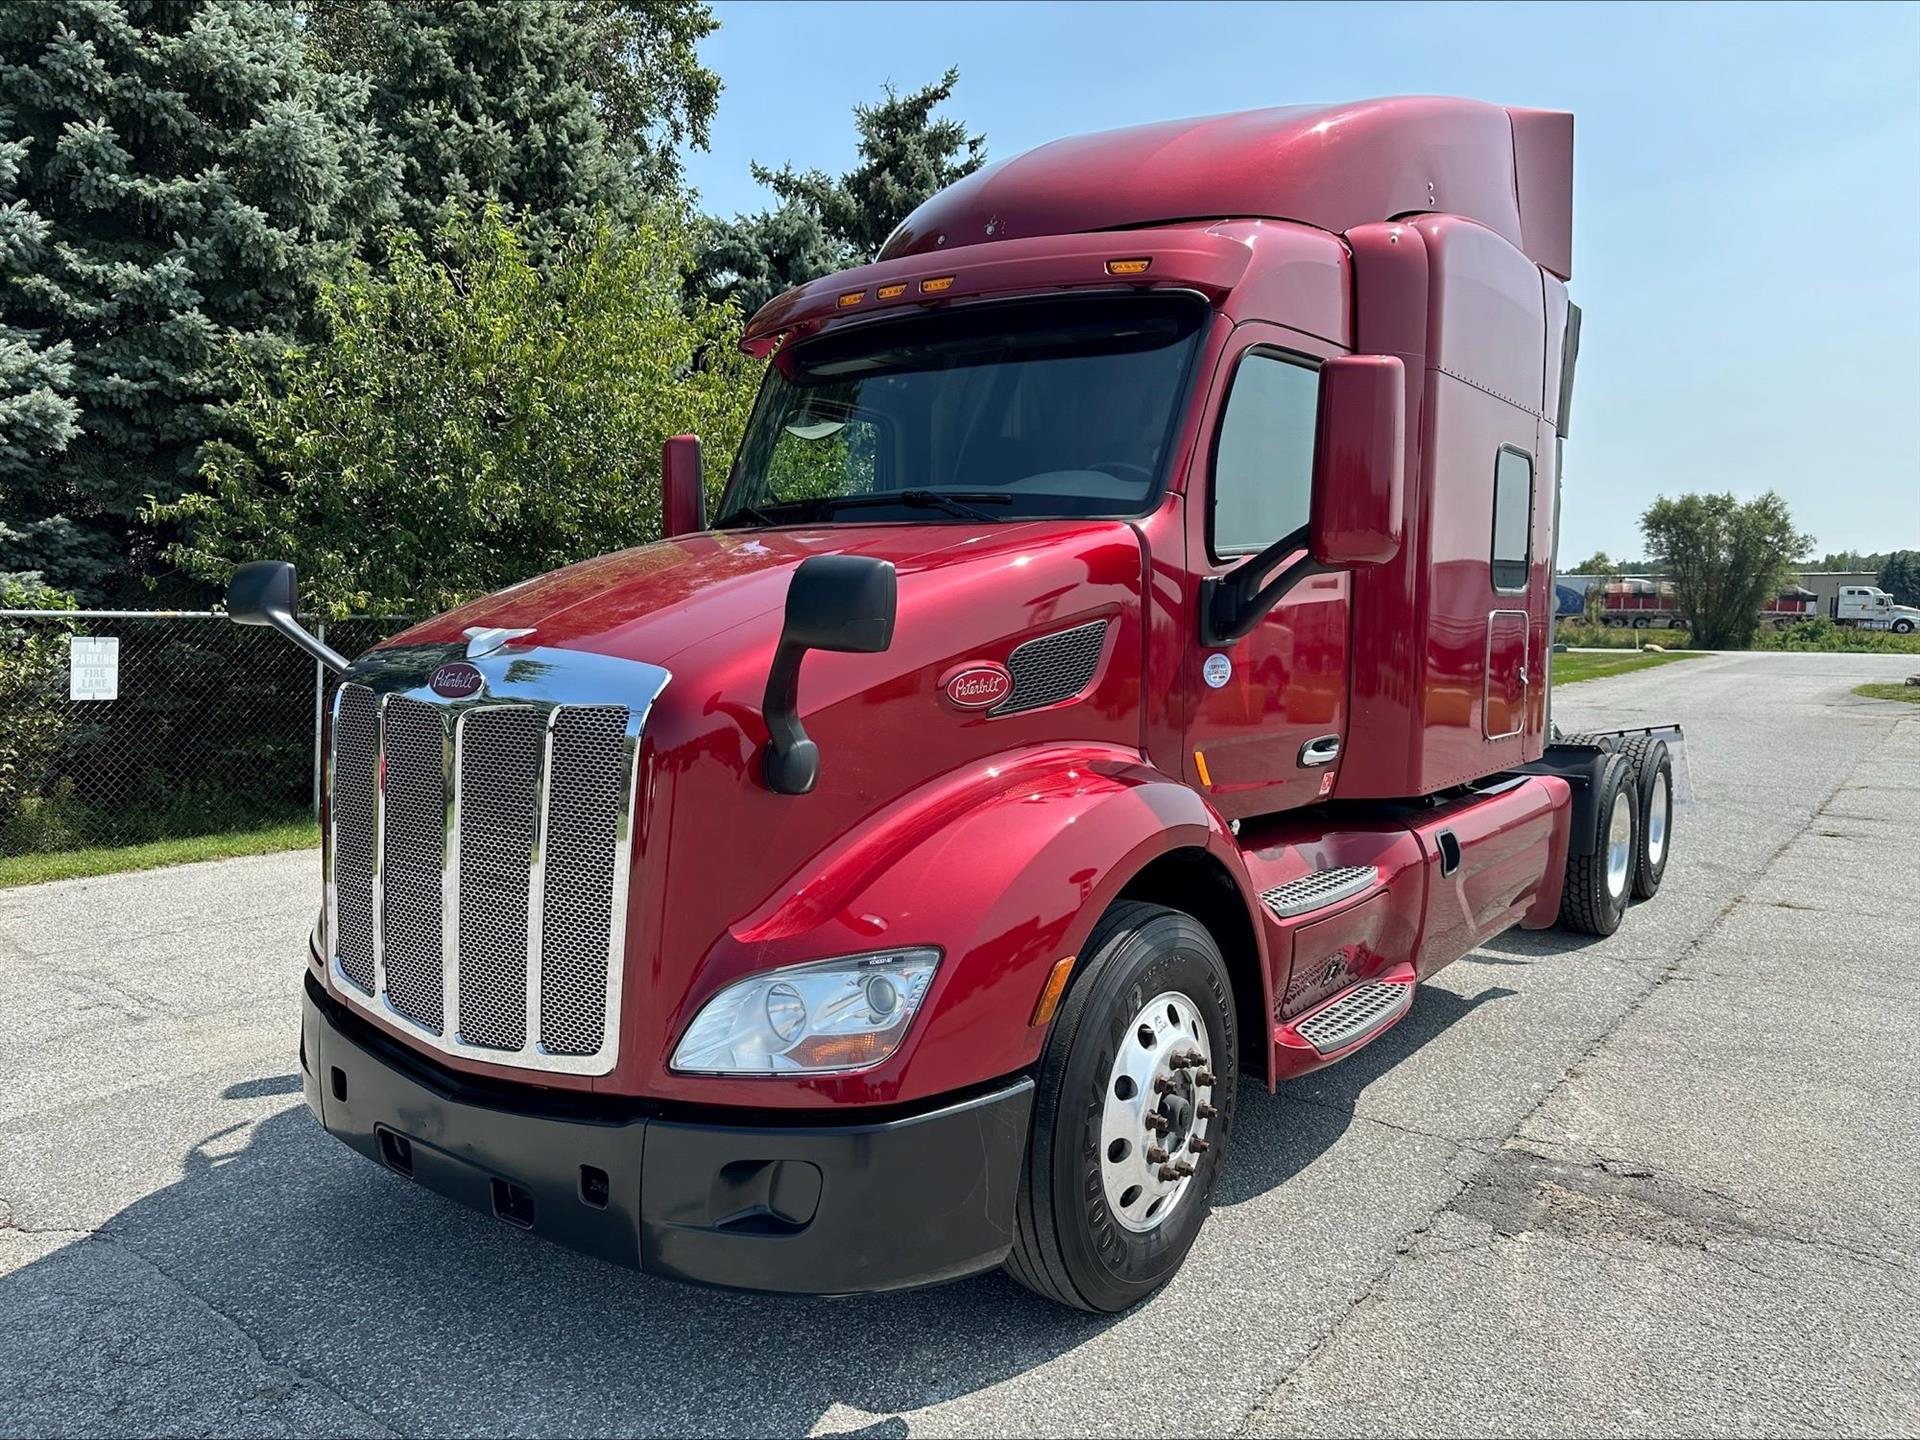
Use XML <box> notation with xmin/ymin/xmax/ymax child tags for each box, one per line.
<box><xmin>231</xmin><ymin>96</ymin><xmax>1681</xmax><ymax>1313</ymax></box>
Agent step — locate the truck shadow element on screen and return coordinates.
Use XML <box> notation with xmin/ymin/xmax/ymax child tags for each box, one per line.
<box><xmin>4</xmin><ymin>983</ymin><xmax>1505</xmax><ymax>1437</ymax></box>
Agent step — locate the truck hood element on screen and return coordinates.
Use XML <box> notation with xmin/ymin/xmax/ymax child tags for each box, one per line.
<box><xmin>385</xmin><ymin>523</ymin><xmax>1032</xmax><ymax>668</ymax></box>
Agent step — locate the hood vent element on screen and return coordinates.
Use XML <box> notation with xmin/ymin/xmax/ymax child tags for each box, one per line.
<box><xmin>993</xmin><ymin>619</ymin><xmax>1111</xmax><ymax>717</ymax></box>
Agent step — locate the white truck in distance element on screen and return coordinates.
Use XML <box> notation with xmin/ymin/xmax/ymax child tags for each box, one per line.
<box><xmin>1832</xmin><ymin>586</ymin><xmax>1919</xmax><ymax>633</ymax></box>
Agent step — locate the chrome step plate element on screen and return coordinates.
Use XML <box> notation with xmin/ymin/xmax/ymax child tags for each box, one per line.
<box><xmin>1295</xmin><ymin>981</ymin><xmax>1412</xmax><ymax>1055</ymax></box>
<box><xmin>1262</xmin><ymin>865</ymin><xmax>1378</xmax><ymax>919</ymax></box>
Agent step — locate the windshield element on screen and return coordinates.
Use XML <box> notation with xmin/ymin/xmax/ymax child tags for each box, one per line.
<box><xmin>716</xmin><ymin>293</ymin><xmax>1207</xmax><ymax>527</ymax></box>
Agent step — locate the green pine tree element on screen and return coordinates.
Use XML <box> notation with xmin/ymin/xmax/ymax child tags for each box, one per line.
<box><xmin>0</xmin><ymin>0</ymin><xmax>393</xmax><ymax>600</ymax></box>
<box><xmin>694</xmin><ymin>68</ymin><xmax>984</xmax><ymax>317</ymax></box>
<box><xmin>305</xmin><ymin>0</ymin><xmax>721</xmax><ymax>246</ymax></box>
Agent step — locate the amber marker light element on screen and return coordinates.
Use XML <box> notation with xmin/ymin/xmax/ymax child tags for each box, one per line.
<box><xmin>1193</xmin><ymin>749</ymin><xmax>1213</xmax><ymax>787</ymax></box>
<box><xmin>1105</xmin><ymin>257</ymin><xmax>1152</xmax><ymax>275</ymax></box>
<box><xmin>876</xmin><ymin>282</ymin><xmax>908</xmax><ymax>299</ymax></box>
<box><xmin>920</xmin><ymin>275</ymin><xmax>956</xmax><ymax>293</ymax></box>
<box><xmin>1030</xmin><ymin>956</ymin><xmax>1077</xmax><ymax>1027</ymax></box>
<box><xmin>837</xmin><ymin>290</ymin><xmax>865</xmax><ymax>308</ymax></box>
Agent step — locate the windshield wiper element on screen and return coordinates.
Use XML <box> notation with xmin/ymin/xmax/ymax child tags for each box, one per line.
<box><xmin>819</xmin><ymin>490</ymin><xmax>1016</xmax><ymax>522</ymax></box>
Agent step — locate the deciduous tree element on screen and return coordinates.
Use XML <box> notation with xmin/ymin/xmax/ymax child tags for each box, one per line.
<box><xmin>1878</xmin><ymin>550</ymin><xmax>1920</xmax><ymax>608</ymax></box>
<box><xmin>1639</xmin><ymin>491</ymin><xmax>1813</xmax><ymax>649</ymax></box>
<box><xmin>153</xmin><ymin>206</ymin><xmax>761</xmax><ymax>617</ymax></box>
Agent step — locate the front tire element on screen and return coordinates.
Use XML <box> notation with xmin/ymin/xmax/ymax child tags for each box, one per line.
<box><xmin>1005</xmin><ymin>901</ymin><xmax>1237</xmax><ymax>1313</ymax></box>
<box><xmin>1558</xmin><ymin>754</ymin><xmax>1638</xmax><ymax>936</ymax></box>
<box><xmin>1895</xmin><ymin>618</ymin><xmax>1916</xmax><ymax>635</ymax></box>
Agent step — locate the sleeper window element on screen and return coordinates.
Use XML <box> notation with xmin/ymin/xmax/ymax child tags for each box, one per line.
<box><xmin>1211</xmin><ymin>352</ymin><xmax>1318</xmax><ymax>556</ymax></box>
<box><xmin>1492</xmin><ymin>448</ymin><xmax>1533</xmax><ymax>591</ymax></box>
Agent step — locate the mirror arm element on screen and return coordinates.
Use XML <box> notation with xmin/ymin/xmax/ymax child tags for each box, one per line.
<box><xmin>761</xmin><ymin>640</ymin><xmax>820</xmax><ymax>795</ymax></box>
<box><xmin>265</xmin><ymin>609</ymin><xmax>349</xmax><ymax>674</ymax></box>
<box><xmin>1201</xmin><ymin>536</ymin><xmax>1331</xmax><ymax>646</ymax></box>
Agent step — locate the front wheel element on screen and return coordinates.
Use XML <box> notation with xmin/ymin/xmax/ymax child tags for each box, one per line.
<box><xmin>1895</xmin><ymin>618</ymin><xmax>1916</xmax><ymax>635</ymax></box>
<box><xmin>1005</xmin><ymin>901</ymin><xmax>1238</xmax><ymax>1312</ymax></box>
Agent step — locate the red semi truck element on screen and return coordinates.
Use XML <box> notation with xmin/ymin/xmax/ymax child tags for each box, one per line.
<box><xmin>231</xmin><ymin>97</ymin><xmax>1681</xmax><ymax>1312</ymax></box>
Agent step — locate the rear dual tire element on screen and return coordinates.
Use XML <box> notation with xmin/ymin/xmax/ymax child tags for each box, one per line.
<box><xmin>1558</xmin><ymin>753</ymin><xmax>1638</xmax><ymax>935</ymax></box>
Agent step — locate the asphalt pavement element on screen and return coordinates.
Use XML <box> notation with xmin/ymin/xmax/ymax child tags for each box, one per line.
<box><xmin>3</xmin><ymin>650</ymin><xmax>1916</xmax><ymax>1437</ymax></box>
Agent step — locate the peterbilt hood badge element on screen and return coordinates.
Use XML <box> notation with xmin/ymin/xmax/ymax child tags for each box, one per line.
<box><xmin>429</xmin><ymin>661</ymin><xmax>487</xmax><ymax>700</ymax></box>
<box><xmin>941</xmin><ymin>661</ymin><xmax>1013</xmax><ymax>711</ymax></box>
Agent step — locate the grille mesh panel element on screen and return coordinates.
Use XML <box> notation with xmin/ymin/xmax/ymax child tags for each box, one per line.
<box><xmin>1295</xmin><ymin>982</ymin><xmax>1409</xmax><ymax>1055</ymax></box>
<box><xmin>381</xmin><ymin>697</ymin><xmax>447</xmax><ymax>1034</ymax></box>
<box><xmin>993</xmin><ymin>620</ymin><xmax>1108</xmax><ymax>716</ymax></box>
<box><xmin>332</xmin><ymin>686</ymin><xmax>379</xmax><ymax>995</ymax></box>
<box><xmin>456</xmin><ymin>708</ymin><xmax>544</xmax><ymax>1049</ymax></box>
<box><xmin>1262</xmin><ymin>866</ymin><xmax>1377</xmax><ymax>918</ymax></box>
<box><xmin>539</xmin><ymin>706</ymin><xmax>628</xmax><ymax>1055</ymax></box>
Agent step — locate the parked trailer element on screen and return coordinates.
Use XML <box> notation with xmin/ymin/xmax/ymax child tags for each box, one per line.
<box><xmin>232</xmin><ymin>97</ymin><xmax>1682</xmax><ymax>1312</ymax></box>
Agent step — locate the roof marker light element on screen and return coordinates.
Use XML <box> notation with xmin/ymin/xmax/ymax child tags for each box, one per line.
<box><xmin>1106</xmin><ymin>258</ymin><xmax>1152</xmax><ymax>275</ymax></box>
<box><xmin>876</xmin><ymin>282</ymin><xmax>908</xmax><ymax>299</ymax></box>
<box><xmin>920</xmin><ymin>275</ymin><xmax>955</xmax><ymax>293</ymax></box>
<box><xmin>837</xmin><ymin>290</ymin><xmax>865</xmax><ymax>308</ymax></box>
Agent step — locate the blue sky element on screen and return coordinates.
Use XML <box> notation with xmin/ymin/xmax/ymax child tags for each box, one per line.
<box><xmin>682</xmin><ymin>1</ymin><xmax>1920</xmax><ymax>563</ymax></box>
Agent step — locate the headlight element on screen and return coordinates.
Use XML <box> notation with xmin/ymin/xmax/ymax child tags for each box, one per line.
<box><xmin>670</xmin><ymin>948</ymin><xmax>940</xmax><ymax>1075</ymax></box>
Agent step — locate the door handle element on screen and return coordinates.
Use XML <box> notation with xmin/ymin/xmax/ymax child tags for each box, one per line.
<box><xmin>1299</xmin><ymin>735</ymin><xmax>1341</xmax><ymax>768</ymax></box>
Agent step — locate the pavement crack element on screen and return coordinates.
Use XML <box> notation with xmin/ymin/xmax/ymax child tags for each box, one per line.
<box><xmin>83</xmin><ymin>1231</ymin><xmax>400</xmax><ymax>1437</ymax></box>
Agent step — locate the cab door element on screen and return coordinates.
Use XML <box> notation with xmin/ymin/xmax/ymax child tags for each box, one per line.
<box><xmin>1182</xmin><ymin>329</ymin><xmax>1350</xmax><ymax>822</ymax></box>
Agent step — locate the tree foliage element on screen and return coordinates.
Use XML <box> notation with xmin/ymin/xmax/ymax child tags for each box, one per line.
<box><xmin>303</xmin><ymin>0</ymin><xmax>720</xmax><ymax>240</ymax></box>
<box><xmin>1875</xmin><ymin>550</ymin><xmax>1920</xmax><ymax>608</ymax></box>
<box><xmin>0</xmin><ymin>0</ymin><xmax>393</xmax><ymax>600</ymax></box>
<box><xmin>153</xmin><ymin>205</ymin><xmax>761</xmax><ymax>617</ymax></box>
<box><xmin>694</xmin><ymin>68</ymin><xmax>984</xmax><ymax>317</ymax></box>
<box><xmin>1639</xmin><ymin>491</ymin><xmax>1813</xmax><ymax>649</ymax></box>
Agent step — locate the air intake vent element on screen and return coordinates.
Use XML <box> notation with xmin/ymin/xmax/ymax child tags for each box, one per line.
<box><xmin>993</xmin><ymin>619</ymin><xmax>1110</xmax><ymax>716</ymax></box>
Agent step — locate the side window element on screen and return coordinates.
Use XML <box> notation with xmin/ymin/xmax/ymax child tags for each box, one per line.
<box><xmin>1211</xmin><ymin>351</ymin><xmax>1318</xmax><ymax>557</ymax></box>
<box><xmin>1491</xmin><ymin>448</ymin><xmax>1534</xmax><ymax>592</ymax></box>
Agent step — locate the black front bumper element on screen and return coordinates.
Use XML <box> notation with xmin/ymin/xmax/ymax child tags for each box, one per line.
<box><xmin>300</xmin><ymin>976</ymin><xmax>1033</xmax><ymax>1296</ymax></box>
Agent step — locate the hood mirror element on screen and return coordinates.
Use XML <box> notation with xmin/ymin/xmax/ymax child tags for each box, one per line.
<box><xmin>226</xmin><ymin>560</ymin><xmax>347</xmax><ymax>672</ymax></box>
<box><xmin>763</xmin><ymin>555</ymin><xmax>898</xmax><ymax>795</ymax></box>
<box><xmin>661</xmin><ymin>434</ymin><xmax>705</xmax><ymax>538</ymax></box>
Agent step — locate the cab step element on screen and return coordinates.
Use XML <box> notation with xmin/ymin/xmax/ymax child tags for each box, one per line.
<box><xmin>1294</xmin><ymin>980</ymin><xmax>1412</xmax><ymax>1055</ymax></box>
<box><xmin>1273</xmin><ymin>964</ymin><xmax>1417</xmax><ymax>1076</ymax></box>
<box><xmin>1260</xmin><ymin>865</ymin><xmax>1378</xmax><ymax>918</ymax></box>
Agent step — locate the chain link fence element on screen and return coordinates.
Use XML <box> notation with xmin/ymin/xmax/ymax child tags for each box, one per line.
<box><xmin>0</xmin><ymin>610</ymin><xmax>411</xmax><ymax>857</ymax></box>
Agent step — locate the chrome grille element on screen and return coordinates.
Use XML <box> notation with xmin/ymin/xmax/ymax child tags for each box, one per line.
<box><xmin>331</xmin><ymin>687</ymin><xmax>379</xmax><ymax>996</ymax></box>
<box><xmin>455</xmin><ymin>707</ymin><xmax>544</xmax><ymax>1050</ymax></box>
<box><xmin>324</xmin><ymin>650</ymin><xmax>664</xmax><ymax>1078</ymax></box>
<box><xmin>381</xmin><ymin>697</ymin><xmax>448</xmax><ymax>1033</ymax></box>
<box><xmin>994</xmin><ymin>619</ymin><xmax>1109</xmax><ymax>716</ymax></box>
<box><xmin>539</xmin><ymin>707</ymin><xmax>628</xmax><ymax>1055</ymax></box>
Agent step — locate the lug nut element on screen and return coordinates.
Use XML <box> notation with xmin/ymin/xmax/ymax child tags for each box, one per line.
<box><xmin>1146</xmin><ymin>1145</ymin><xmax>1169</xmax><ymax>1165</ymax></box>
<box><xmin>1197</xmin><ymin>1102</ymin><xmax>1217</xmax><ymax>1119</ymax></box>
<box><xmin>1187</xmin><ymin>1137</ymin><xmax>1210</xmax><ymax>1154</ymax></box>
<box><xmin>1143</xmin><ymin>1112</ymin><xmax>1170</xmax><ymax>1134</ymax></box>
<box><xmin>1194</xmin><ymin>1071</ymin><xmax>1216</xmax><ymax>1087</ymax></box>
<box><xmin>1173</xmin><ymin>1159</ymin><xmax>1196</xmax><ymax>1178</ymax></box>
<box><xmin>1157</xmin><ymin>1165</ymin><xmax>1181</xmax><ymax>1182</ymax></box>
<box><xmin>1153</xmin><ymin>1075</ymin><xmax>1179</xmax><ymax>1096</ymax></box>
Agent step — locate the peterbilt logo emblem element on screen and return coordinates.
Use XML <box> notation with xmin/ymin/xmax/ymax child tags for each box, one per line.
<box><xmin>941</xmin><ymin>662</ymin><xmax>1012</xmax><ymax>710</ymax></box>
<box><xmin>429</xmin><ymin>661</ymin><xmax>486</xmax><ymax>700</ymax></box>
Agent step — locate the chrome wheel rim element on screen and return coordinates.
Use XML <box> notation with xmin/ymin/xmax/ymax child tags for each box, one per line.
<box><xmin>1100</xmin><ymin>991</ymin><xmax>1214</xmax><ymax>1234</ymax></box>
<box><xmin>1647</xmin><ymin>772</ymin><xmax>1669</xmax><ymax>867</ymax></box>
<box><xmin>1606</xmin><ymin>793</ymin><xmax>1635</xmax><ymax>899</ymax></box>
